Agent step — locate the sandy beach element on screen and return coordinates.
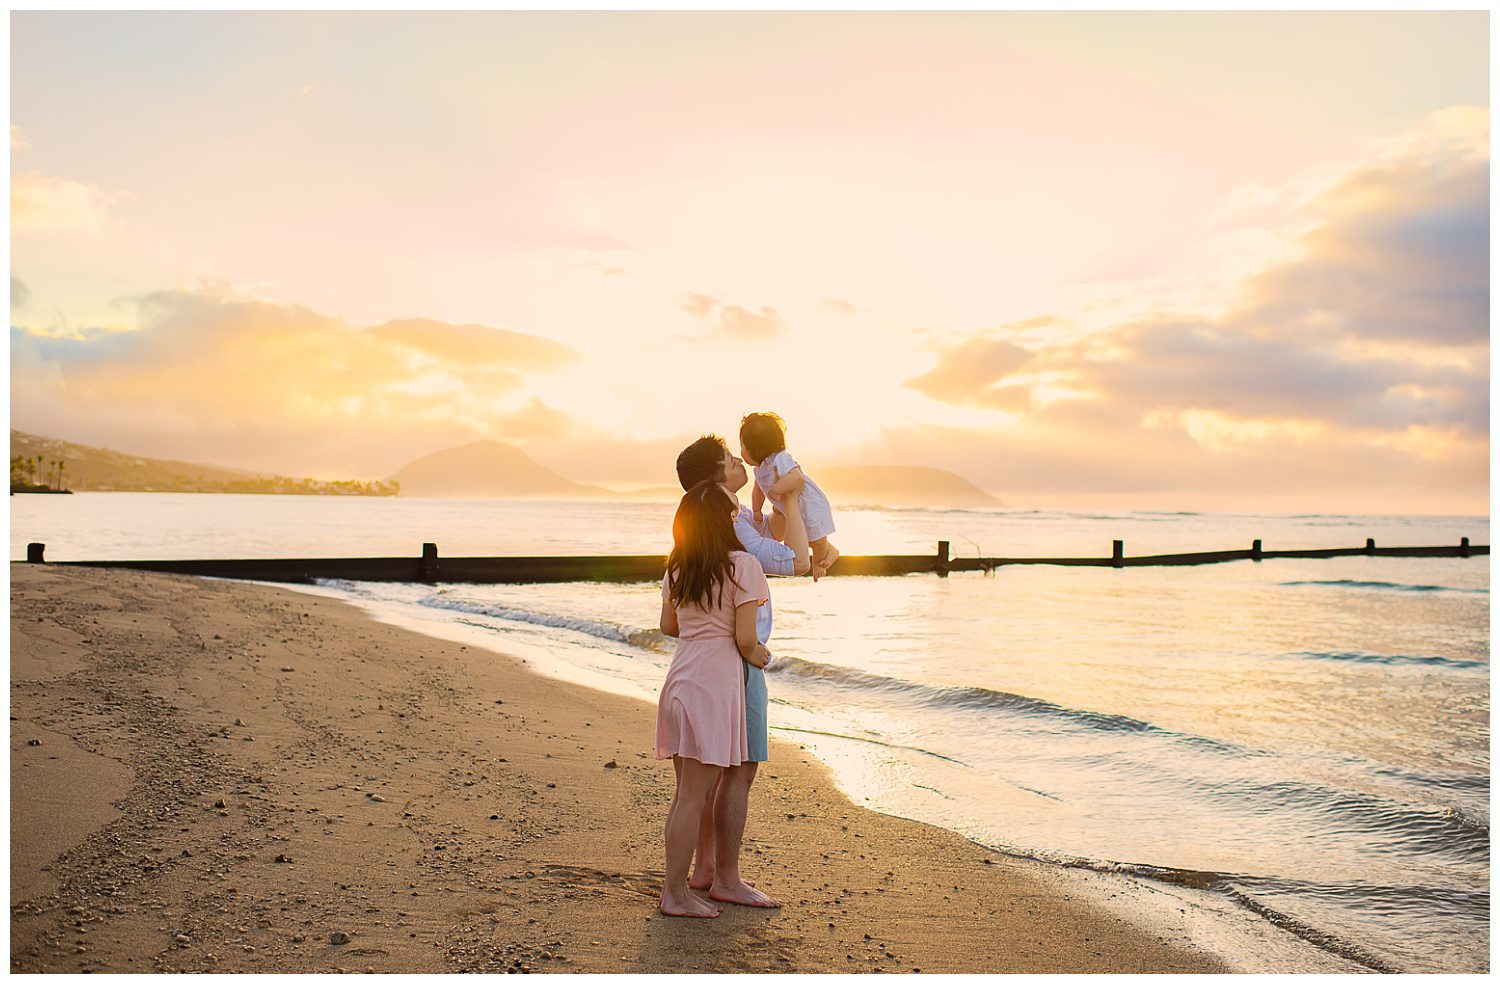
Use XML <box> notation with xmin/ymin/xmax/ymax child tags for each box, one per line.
<box><xmin>10</xmin><ymin>563</ymin><xmax>1237</xmax><ymax>974</ymax></box>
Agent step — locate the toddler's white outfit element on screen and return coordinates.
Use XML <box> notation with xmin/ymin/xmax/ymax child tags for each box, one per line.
<box><xmin>754</xmin><ymin>450</ymin><xmax>836</xmax><ymax>541</ymax></box>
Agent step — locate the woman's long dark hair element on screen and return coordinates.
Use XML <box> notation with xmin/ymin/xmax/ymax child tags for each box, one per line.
<box><xmin>665</xmin><ymin>479</ymin><xmax>742</xmax><ymax>610</ymax></box>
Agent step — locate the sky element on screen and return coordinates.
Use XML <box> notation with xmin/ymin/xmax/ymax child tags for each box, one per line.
<box><xmin>9</xmin><ymin>11</ymin><xmax>1490</xmax><ymax>513</ymax></box>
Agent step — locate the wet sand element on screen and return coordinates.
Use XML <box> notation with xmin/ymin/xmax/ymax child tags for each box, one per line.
<box><xmin>11</xmin><ymin>563</ymin><xmax>1235</xmax><ymax>973</ymax></box>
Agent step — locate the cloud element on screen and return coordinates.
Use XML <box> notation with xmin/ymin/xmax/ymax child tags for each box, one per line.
<box><xmin>854</xmin><ymin>410</ymin><xmax>1486</xmax><ymax>511</ymax></box>
<box><xmin>680</xmin><ymin>293</ymin><xmax>718</xmax><ymax>318</ymax></box>
<box><xmin>10</xmin><ymin>288</ymin><xmax>582</xmax><ymax>477</ymax></box>
<box><xmin>1069</xmin><ymin>320</ymin><xmax>1485</xmax><ymax>437</ymax></box>
<box><xmin>10</xmin><ymin>125</ymin><xmax>28</xmax><ymax>151</ymax></box>
<box><xmin>1233</xmin><ymin>152</ymin><xmax>1488</xmax><ymax>348</ymax></box>
<box><xmin>489</xmin><ymin>397</ymin><xmax>583</xmax><ymax>442</ymax></box>
<box><xmin>718</xmin><ymin>304</ymin><xmax>785</xmax><ymax>340</ymax></box>
<box><xmin>679</xmin><ymin>293</ymin><xmax>786</xmax><ymax>340</ymax></box>
<box><xmin>822</xmin><ymin>298</ymin><xmax>857</xmax><ymax>315</ymax></box>
<box><xmin>904</xmin><ymin>335</ymin><xmax>1035</xmax><ymax>409</ymax></box>
<box><xmin>11</xmin><ymin>278</ymin><xmax>30</xmax><ymax>311</ymax></box>
<box><xmin>365</xmin><ymin>318</ymin><xmax>579</xmax><ymax>370</ymax></box>
<box><xmin>11</xmin><ymin>170</ymin><xmax>120</xmax><ymax>234</ymax></box>
<box><xmin>883</xmin><ymin>109</ymin><xmax>1488</xmax><ymax>507</ymax></box>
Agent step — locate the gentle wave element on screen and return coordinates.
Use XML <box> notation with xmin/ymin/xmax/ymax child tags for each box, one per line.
<box><xmin>766</xmin><ymin>655</ymin><xmax>1251</xmax><ymax>755</ymax></box>
<box><xmin>1222</xmin><ymin>875</ymin><xmax>1491</xmax><ymax>974</ymax></box>
<box><xmin>415</xmin><ymin>593</ymin><xmax>640</xmax><ymax>647</ymax></box>
<box><xmin>977</xmin><ymin>848</ymin><xmax>1483</xmax><ymax>973</ymax></box>
<box><xmin>971</xmin><ymin>849</ymin><xmax>1401</xmax><ymax>972</ymax></box>
<box><xmin>1286</xmin><ymin>650</ymin><xmax>1489</xmax><ymax>672</ymax></box>
<box><xmin>413</xmin><ymin>592</ymin><xmax>679</xmax><ymax>653</ymax></box>
<box><xmin>1188</xmin><ymin>778</ymin><xmax>1491</xmax><ymax>866</ymax></box>
<box><xmin>1363</xmin><ymin>761</ymin><xmax>1491</xmax><ymax>796</ymax></box>
<box><xmin>1279</xmin><ymin>579</ymin><xmax>1487</xmax><ymax>595</ymax></box>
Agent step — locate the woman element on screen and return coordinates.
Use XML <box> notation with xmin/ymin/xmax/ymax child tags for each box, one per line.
<box><xmin>656</xmin><ymin>479</ymin><xmax>771</xmax><ymax>918</ymax></box>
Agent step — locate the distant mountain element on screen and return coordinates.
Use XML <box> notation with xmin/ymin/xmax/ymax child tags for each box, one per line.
<box><xmin>814</xmin><ymin>466</ymin><xmax>1004</xmax><ymax>509</ymax></box>
<box><xmin>9</xmin><ymin>430</ymin><xmax>397</xmax><ymax>495</ymax></box>
<box><xmin>390</xmin><ymin>444</ymin><xmax>1005</xmax><ymax>507</ymax></box>
<box><xmin>389</xmin><ymin>440</ymin><xmax>617</xmax><ymax>499</ymax></box>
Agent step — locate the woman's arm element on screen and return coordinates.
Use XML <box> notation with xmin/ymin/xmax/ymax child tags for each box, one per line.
<box><xmin>735</xmin><ymin>601</ymin><xmax>765</xmax><ymax>665</ymax></box>
<box><xmin>660</xmin><ymin>599</ymin><xmax>680</xmax><ymax>638</ymax></box>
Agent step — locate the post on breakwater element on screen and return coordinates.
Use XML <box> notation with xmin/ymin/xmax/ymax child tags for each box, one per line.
<box><xmin>26</xmin><ymin>543</ymin><xmax>44</xmax><ymax>564</ymax></box>
<box><xmin>419</xmin><ymin>542</ymin><xmax>439</xmax><ymax>581</ymax></box>
<box><xmin>1251</xmin><ymin>539</ymin><xmax>1263</xmax><ymax>561</ymax></box>
<box><xmin>1366</xmin><ymin>538</ymin><xmax>1376</xmax><ymax>555</ymax></box>
<box><xmin>935</xmin><ymin>540</ymin><xmax>950</xmax><ymax>578</ymax></box>
<box><xmin>1112</xmin><ymin>540</ymin><xmax>1124</xmax><ymax>568</ymax></box>
<box><xmin>1461</xmin><ymin>537</ymin><xmax>1470</xmax><ymax>558</ymax></box>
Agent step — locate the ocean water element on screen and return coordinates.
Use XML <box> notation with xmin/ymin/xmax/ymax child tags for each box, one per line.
<box><xmin>12</xmin><ymin>493</ymin><xmax>1490</xmax><ymax>972</ymax></box>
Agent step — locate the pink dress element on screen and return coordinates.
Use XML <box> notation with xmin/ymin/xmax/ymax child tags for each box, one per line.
<box><xmin>656</xmin><ymin>551</ymin><xmax>770</xmax><ymax>767</ymax></box>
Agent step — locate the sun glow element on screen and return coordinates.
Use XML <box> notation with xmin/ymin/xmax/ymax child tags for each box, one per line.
<box><xmin>8</xmin><ymin>12</ymin><xmax>1488</xmax><ymax>513</ymax></box>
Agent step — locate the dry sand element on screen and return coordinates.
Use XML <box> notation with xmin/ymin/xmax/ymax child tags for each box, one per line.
<box><xmin>10</xmin><ymin>563</ymin><xmax>1234</xmax><ymax>973</ymax></box>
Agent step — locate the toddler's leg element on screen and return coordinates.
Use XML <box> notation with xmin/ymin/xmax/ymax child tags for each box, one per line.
<box><xmin>811</xmin><ymin>538</ymin><xmax>839</xmax><ymax>570</ymax></box>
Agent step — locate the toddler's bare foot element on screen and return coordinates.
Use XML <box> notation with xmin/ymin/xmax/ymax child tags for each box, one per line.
<box><xmin>811</xmin><ymin>562</ymin><xmax>828</xmax><ymax>582</ymax></box>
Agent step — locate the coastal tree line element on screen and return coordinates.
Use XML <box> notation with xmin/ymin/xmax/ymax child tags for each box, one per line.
<box><xmin>11</xmin><ymin>453</ymin><xmax>399</xmax><ymax>496</ymax></box>
<box><xmin>10</xmin><ymin>455</ymin><xmax>67</xmax><ymax>492</ymax></box>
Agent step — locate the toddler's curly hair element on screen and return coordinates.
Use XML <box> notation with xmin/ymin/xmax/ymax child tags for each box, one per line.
<box><xmin>739</xmin><ymin>411</ymin><xmax>787</xmax><ymax>465</ymax></box>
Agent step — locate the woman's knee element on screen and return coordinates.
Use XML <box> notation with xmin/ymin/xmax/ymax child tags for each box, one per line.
<box><xmin>679</xmin><ymin>758</ymin><xmax>724</xmax><ymax>795</ymax></box>
<box><xmin>724</xmin><ymin>761</ymin><xmax>758</xmax><ymax>788</ymax></box>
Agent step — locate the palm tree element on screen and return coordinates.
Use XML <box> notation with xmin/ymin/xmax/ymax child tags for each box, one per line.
<box><xmin>57</xmin><ymin>460</ymin><xmax>66</xmax><ymax>491</ymax></box>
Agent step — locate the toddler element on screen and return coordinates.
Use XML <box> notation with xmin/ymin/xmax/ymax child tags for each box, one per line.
<box><xmin>739</xmin><ymin>411</ymin><xmax>839</xmax><ymax>577</ymax></box>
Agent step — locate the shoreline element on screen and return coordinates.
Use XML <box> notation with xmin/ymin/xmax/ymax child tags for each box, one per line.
<box><xmin>294</xmin><ymin>576</ymin><xmax>1372</xmax><ymax>975</ymax></box>
<box><xmin>12</xmin><ymin>564</ymin><xmax>1318</xmax><ymax>972</ymax></box>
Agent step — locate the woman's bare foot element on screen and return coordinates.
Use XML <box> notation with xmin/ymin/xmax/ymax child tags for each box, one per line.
<box><xmin>708</xmin><ymin>878</ymin><xmax>782</xmax><ymax>909</ymax></box>
<box><xmin>658</xmin><ymin>887</ymin><xmax>722</xmax><ymax>918</ymax></box>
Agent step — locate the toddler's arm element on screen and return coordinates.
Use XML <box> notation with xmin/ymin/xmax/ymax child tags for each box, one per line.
<box><xmin>767</xmin><ymin>465</ymin><xmax>805</xmax><ymax>498</ymax></box>
<box><xmin>750</xmin><ymin>482</ymin><xmax>766</xmax><ymax>519</ymax></box>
